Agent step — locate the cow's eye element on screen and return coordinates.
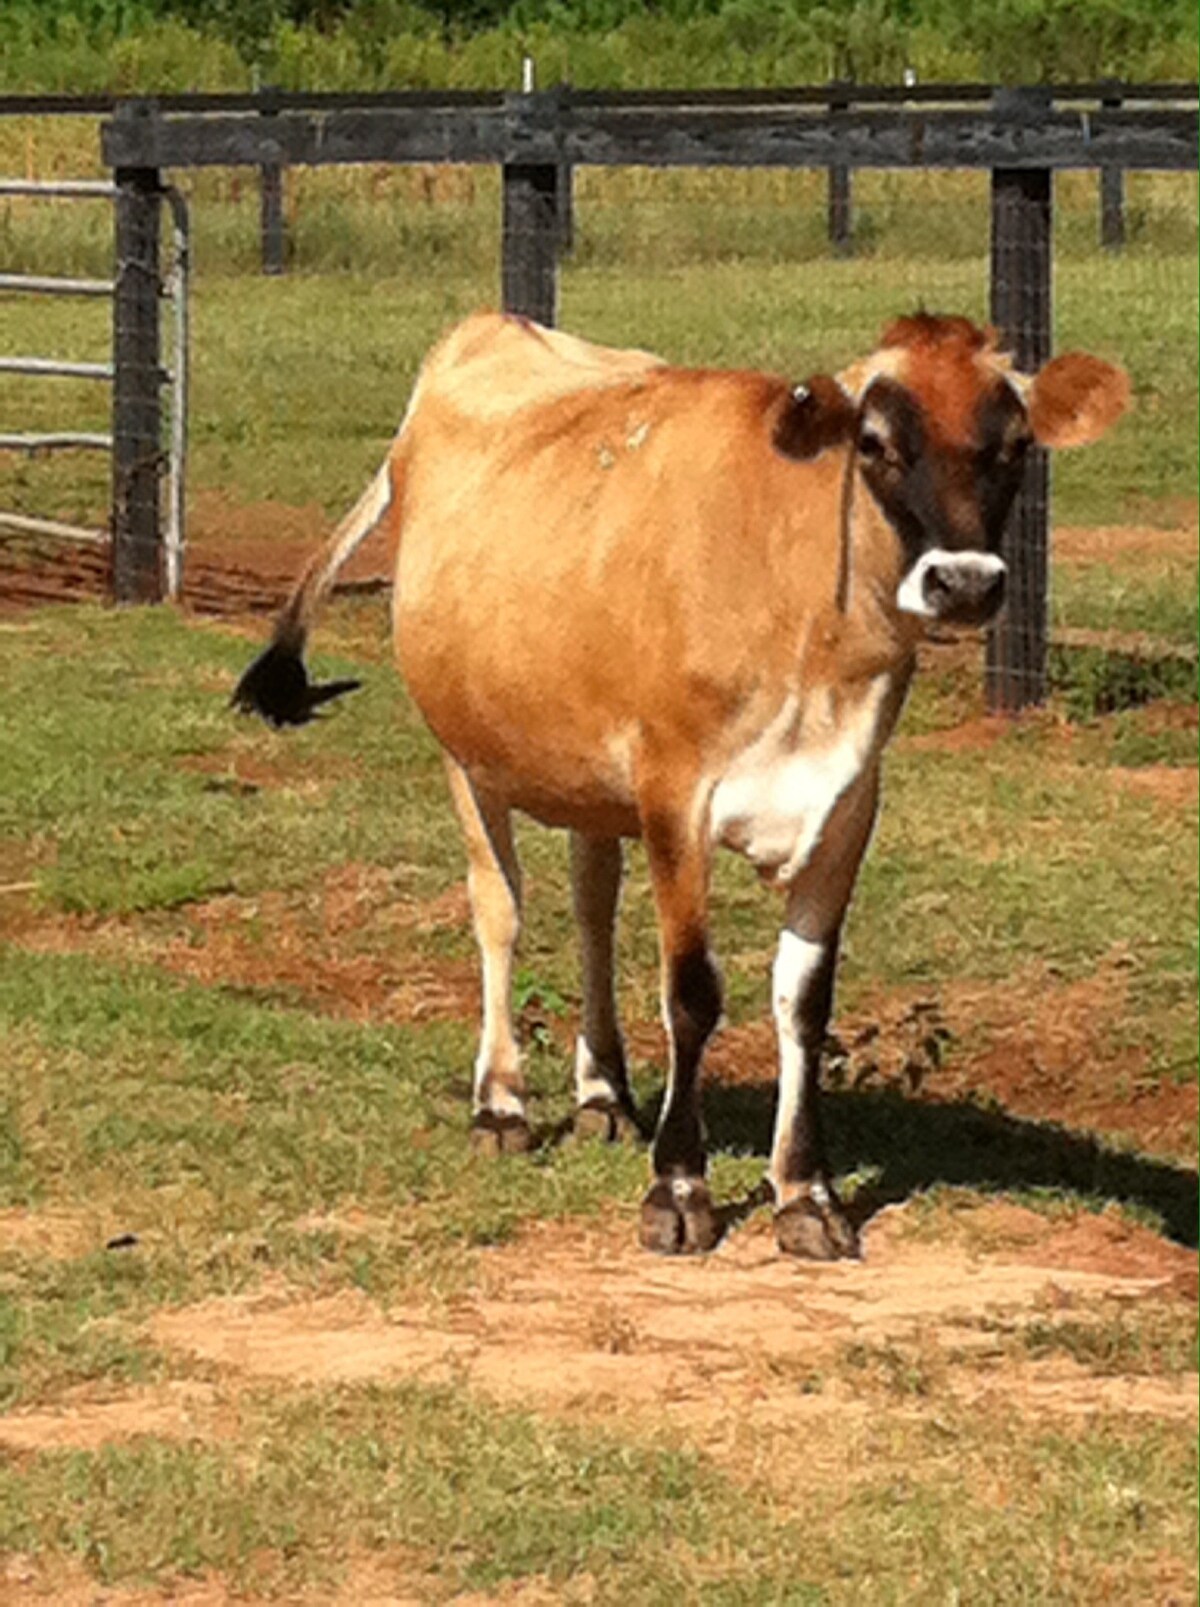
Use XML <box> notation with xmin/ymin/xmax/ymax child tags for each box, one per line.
<box><xmin>1006</xmin><ymin>431</ymin><xmax>1032</xmax><ymax>461</ymax></box>
<box><xmin>987</xmin><ymin>431</ymin><xmax>1031</xmax><ymax>467</ymax></box>
<box><xmin>859</xmin><ymin>428</ymin><xmax>890</xmax><ymax>461</ymax></box>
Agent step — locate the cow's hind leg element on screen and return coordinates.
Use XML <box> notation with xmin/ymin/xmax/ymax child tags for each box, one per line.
<box><xmin>638</xmin><ymin>804</ymin><xmax>721</xmax><ymax>1254</ymax></box>
<box><xmin>769</xmin><ymin>775</ymin><xmax>879</xmax><ymax>1258</ymax></box>
<box><xmin>444</xmin><ymin>759</ymin><xmax>531</xmax><ymax>1156</ymax></box>
<box><xmin>570</xmin><ymin>832</ymin><xmax>639</xmax><ymax>1143</ymax></box>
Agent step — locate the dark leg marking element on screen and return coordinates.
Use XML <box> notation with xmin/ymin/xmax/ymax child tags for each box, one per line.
<box><xmin>470</xmin><ymin>1109</ymin><xmax>534</xmax><ymax>1157</ymax></box>
<box><xmin>640</xmin><ymin>941</ymin><xmax>723</xmax><ymax>1255</ymax></box>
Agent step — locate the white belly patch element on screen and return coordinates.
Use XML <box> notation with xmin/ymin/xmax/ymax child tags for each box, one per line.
<box><xmin>709</xmin><ymin>679</ymin><xmax>890</xmax><ymax>883</ymax></box>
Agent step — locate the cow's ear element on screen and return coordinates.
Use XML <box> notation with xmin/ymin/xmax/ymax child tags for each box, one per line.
<box><xmin>1027</xmin><ymin>352</ymin><xmax>1130</xmax><ymax>449</ymax></box>
<box><xmin>773</xmin><ymin>374</ymin><xmax>857</xmax><ymax>461</ymax></box>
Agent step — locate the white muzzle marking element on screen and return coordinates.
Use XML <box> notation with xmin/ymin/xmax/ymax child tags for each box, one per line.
<box><xmin>896</xmin><ymin>549</ymin><xmax>1007</xmax><ymax>620</ymax></box>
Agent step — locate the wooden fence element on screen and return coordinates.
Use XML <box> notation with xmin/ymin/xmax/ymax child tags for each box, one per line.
<box><xmin>4</xmin><ymin>82</ymin><xmax>1198</xmax><ymax>707</ymax></box>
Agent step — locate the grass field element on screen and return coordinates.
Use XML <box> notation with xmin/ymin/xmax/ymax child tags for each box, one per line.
<box><xmin>0</xmin><ymin>139</ymin><xmax>1197</xmax><ymax>1603</ymax></box>
<box><xmin>0</xmin><ymin>589</ymin><xmax>1196</xmax><ymax>1600</ymax></box>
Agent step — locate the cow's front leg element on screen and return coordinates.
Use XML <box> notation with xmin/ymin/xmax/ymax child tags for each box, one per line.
<box><xmin>570</xmin><ymin>832</ymin><xmax>639</xmax><ymax>1143</ymax></box>
<box><xmin>769</xmin><ymin>774</ymin><xmax>880</xmax><ymax>1258</ymax></box>
<box><xmin>444</xmin><ymin>759</ymin><xmax>531</xmax><ymax>1156</ymax></box>
<box><xmin>769</xmin><ymin>928</ymin><xmax>857</xmax><ymax>1258</ymax></box>
<box><xmin>638</xmin><ymin>804</ymin><xmax>721</xmax><ymax>1254</ymax></box>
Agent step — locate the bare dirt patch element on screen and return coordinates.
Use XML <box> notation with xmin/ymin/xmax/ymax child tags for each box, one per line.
<box><xmin>901</xmin><ymin>703</ymin><xmax>1199</xmax><ymax>786</ymax></box>
<box><xmin>2</xmin><ymin>514</ymin><xmax>1191</xmax><ymax>618</ymax></box>
<box><xmin>5</xmin><ymin>865</ymin><xmax>478</xmax><ymax>1028</ymax></box>
<box><xmin>148</xmin><ymin>1205</ymin><xmax>1196</xmax><ymax>1449</ymax></box>
<box><xmin>1108</xmin><ymin>765</ymin><xmax>1199</xmax><ymax>809</ymax></box>
<box><xmin>1054</xmin><ymin>524</ymin><xmax>1198</xmax><ymax>565</ymax></box>
<box><xmin>0</xmin><ymin>491</ymin><xmax>396</xmax><ymax>617</ymax></box>
<box><xmin>176</xmin><ymin>748</ymin><xmax>315</xmax><ymax>794</ymax></box>
<box><xmin>931</xmin><ymin>958</ymin><xmax>1198</xmax><ymax>1161</ymax></box>
<box><xmin>0</xmin><ymin>1557</ymin><xmax>239</xmax><ymax>1607</ymax></box>
<box><xmin>901</xmin><ymin>714</ymin><xmax>1018</xmax><ymax>755</ymax></box>
<box><xmin>0</xmin><ymin>1208</ymin><xmax>95</xmax><ymax>1261</ymax></box>
<box><xmin>0</xmin><ymin>1381</ymin><xmax>222</xmax><ymax>1455</ymax></box>
<box><xmin>0</xmin><ymin>1551</ymin><xmax>476</xmax><ymax>1607</ymax></box>
<box><xmin>183</xmin><ymin>488</ymin><xmax>397</xmax><ymax>615</ymax></box>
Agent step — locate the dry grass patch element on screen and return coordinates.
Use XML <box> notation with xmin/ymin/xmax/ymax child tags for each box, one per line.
<box><xmin>0</xmin><ymin>1548</ymin><xmax>548</xmax><ymax>1606</ymax></box>
<box><xmin>145</xmin><ymin>1202</ymin><xmax>1197</xmax><ymax>1474</ymax></box>
<box><xmin>0</xmin><ymin>1209</ymin><xmax>96</xmax><ymax>1262</ymax></box>
<box><xmin>1054</xmin><ymin>523</ymin><xmax>1198</xmax><ymax>565</ymax></box>
<box><xmin>0</xmin><ymin>1381</ymin><xmax>225</xmax><ymax>1456</ymax></box>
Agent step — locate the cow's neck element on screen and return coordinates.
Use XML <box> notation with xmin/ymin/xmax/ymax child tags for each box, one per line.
<box><xmin>804</xmin><ymin>461</ymin><xmax>921</xmax><ymax>689</ymax></box>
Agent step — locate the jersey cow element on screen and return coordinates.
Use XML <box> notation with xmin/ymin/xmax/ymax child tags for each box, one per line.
<box><xmin>234</xmin><ymin>310</ymin><xmax>1127</xmax><ymax>1259</ymax></box>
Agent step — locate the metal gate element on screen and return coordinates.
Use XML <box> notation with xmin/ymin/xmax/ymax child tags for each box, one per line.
<box><xmin>0</xmin><ymin>177</ymin><xmax>189</xmax><ymax>598</ymax></box>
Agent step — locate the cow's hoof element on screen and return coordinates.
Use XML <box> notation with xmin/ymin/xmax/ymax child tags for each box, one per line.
<box><xmin>774</xmin><ymin>1194</ymin><xmax>859</xmax><ymax>1260</ymax></box>
<box><xmin>573</xmin><ymin>1098</ymin><xmax>641</xmax><ymax>1145</ymax></box>
<box><xmin>470</xmin><ymin>1111</ymin><xmax>533</xmax><ymax>1157</ymax></box>
<box><xmin>638</xmin><ymin>1178</ymin><xmax>719</xmax><ymax>1255</ymax></box>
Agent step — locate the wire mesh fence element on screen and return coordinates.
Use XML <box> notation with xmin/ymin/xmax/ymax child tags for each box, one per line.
<box><xmin>1046</xmin><ymin>167</ymin><xmax>1198</xmax><ymax>717</ymax></box>
<box><xmin>560</xmin><ymin>166</ymin><xmax>991</xmax><ymax>371</ymax></box>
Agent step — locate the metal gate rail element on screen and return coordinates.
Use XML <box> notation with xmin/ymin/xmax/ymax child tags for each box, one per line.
<box><xmin>0</xmin><ymin>177</ymin><xmax>189</xmax><ymax>595</ymax></box>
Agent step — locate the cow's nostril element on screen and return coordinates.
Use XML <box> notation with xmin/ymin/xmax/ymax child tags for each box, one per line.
<box><xmin>922</xmin><ymin>563</ymin><xmax>953</xmax><ymax>604</ymax></box>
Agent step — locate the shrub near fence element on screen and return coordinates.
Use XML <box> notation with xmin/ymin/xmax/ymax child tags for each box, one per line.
<box><xmin>3</xmin><ymin>0</ymin><xmax>1198</xmax><ymax>91</ymax></box>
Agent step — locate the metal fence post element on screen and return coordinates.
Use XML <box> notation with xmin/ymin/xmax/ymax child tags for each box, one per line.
<box><xmin>827</xmin><ymin>80</ymin><xmax>853</xmax><ymax>257</ymax></box>
<box><xmin>112</xmin><ymin>103</ymin><xmax>164</xmax><ymax>603</ymax></box>
<box><xmin>1100</xmin><ymin>82</ymin><xmax>1126</xmax><ymax>249</ymax></box>
<box><xmin>501</xmin><ymin>90</ymin><xmax>561</xmax><ymax>325</ymax></box>
<box><xmin>988</xmin><ymin>89</ymin><xmax>1053</xmax><ymax>713</ymax></box>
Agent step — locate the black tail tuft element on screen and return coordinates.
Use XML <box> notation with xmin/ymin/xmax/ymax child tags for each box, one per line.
<box><xmin>231</xmin><ymin>640</ymin><xmax>362</xmax><ymax>728</ymax></box>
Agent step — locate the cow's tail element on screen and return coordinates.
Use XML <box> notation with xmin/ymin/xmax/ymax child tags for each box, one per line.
<box><xmin>231</xmin><ymin>460</ymin><xmax>396</xmax><ymax>727</ymax></box>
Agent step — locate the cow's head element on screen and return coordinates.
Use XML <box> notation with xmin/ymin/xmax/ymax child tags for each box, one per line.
<box><xmin>778</xmin><ymin>313</ymin><xmax>1129</xmax><ymax>629</ymax></box>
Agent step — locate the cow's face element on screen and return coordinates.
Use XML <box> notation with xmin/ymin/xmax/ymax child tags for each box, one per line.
<box><xmin>829</xmin><ymin>315</ymin><xmax>1129</xmax><ymax>629</ymax></box>
<box><xmin>855</xmin><ymin>365</ymin><xmax>1028</xmax><ymax>628</ymax></box>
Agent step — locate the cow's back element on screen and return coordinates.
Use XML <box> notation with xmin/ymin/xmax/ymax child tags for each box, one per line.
<box><xmin>406</xmin><ymin>312</ymin><xmax>666</xmax><ymax>423</ymax></box>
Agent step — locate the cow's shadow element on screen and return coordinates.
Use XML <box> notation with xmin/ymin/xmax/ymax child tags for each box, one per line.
<box><xmin>669</xmin><ymin>1081</ymin><xmax>1198</xmax><ymax>1250</ymax></box>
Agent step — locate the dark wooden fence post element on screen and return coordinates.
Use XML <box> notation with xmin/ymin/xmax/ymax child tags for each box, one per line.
<box><xmin>501</xmin><ymin>90</ymin><xmax>561</xmax><ymax>324</ymax></box>
<box><xmin>258</xmin><ymin>85</ymin><xmax>287</xmax><ymax>275</ymax></box>
<box><xmin>988</xmin><ymin>88</ymin><xmax>1053</xmax><ymax>713</ymax></box>
<box><xmin>555</xmin><ymin>159</ymin><xmax>574</xmax><ymax>255</ymax></box>
<box><xmin>827</xmin><ymin>79</ymin><xmax>852</xmax><ymax>256</ymax></box>
<box><xmin>112</xmin><ymin>103</ymin><xmax>164</xmax><ymax>603</ymax></box>
<box><xmin>1100</xmin><ymin>82</ymin><xmax>1126</xmax><ymax>249</ymax></box>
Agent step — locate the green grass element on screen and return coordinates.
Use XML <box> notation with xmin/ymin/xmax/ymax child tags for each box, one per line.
<box><xmin>0</xmin><ymin>601</ymin><xmax>1195</xmax><ymax>1598</ymax></box>
<box><xmin>0</xmin><ymin>1383</ymin><xmax>739</xmax><ymax>1599</ymax></box>
<box><xmin>0</xmin><ymin>1375</ymin><xmax>1195</xmax><ymax>1600</ymax></box>
<box><xmin>1052</xmin><ymin>558</ymin><xmax>1199</xmax><ymax>646</ymax></box>
<box><xmin>0</xmin><ymin>1378</ymin><xmax>1194</xmax><ymax>1603</ymax></box>
<box><xmin>2</xmin><ymin>605</ymin><xmax>1195</xmax><ymax>1024</ymax></box>
<box><xmin>0</xmin><ymin>605</ymin><xmax>447</xmax><ymax>912</ymax></box>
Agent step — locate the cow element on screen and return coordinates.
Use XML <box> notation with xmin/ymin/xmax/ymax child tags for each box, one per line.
<box><xmin>234</xmin><ymin>310</ymin><xmax>1128</xmax><ymax>1259</ymax></box>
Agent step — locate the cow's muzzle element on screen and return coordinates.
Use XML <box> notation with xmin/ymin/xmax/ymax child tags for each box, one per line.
<box><xmin>896</xmin><ymin>550</ymin><xmax>1007</xmax><ymax>628</ymax></box>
